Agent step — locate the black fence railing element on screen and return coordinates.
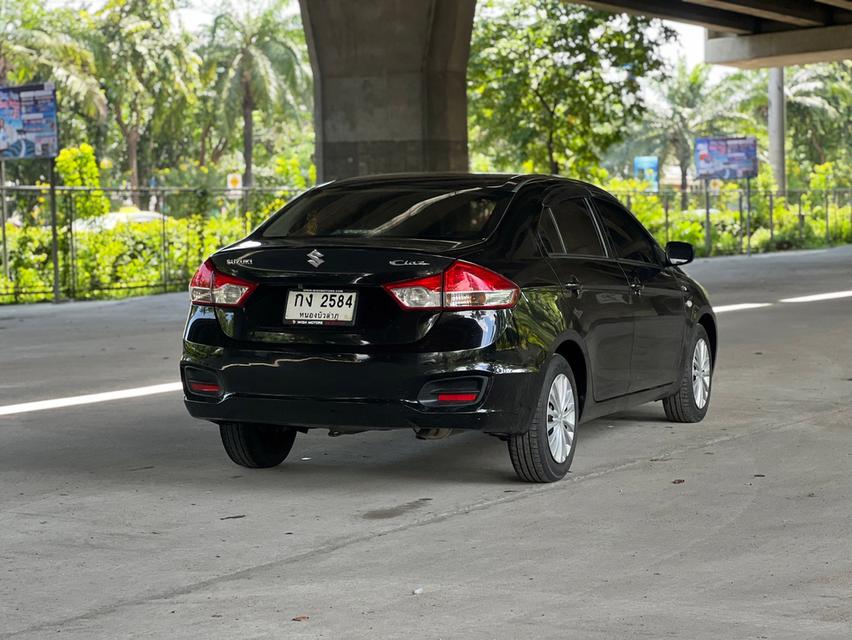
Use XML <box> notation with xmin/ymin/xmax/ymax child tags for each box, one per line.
<box><xmin>0</xmin><ymin>186</ymin><xmax>296</xmax><ymax>304</ymax></box>
<box><xmin>1</xmin><ymin>184</ymin><xmax>850</xmax><ymax>304</ymax></box>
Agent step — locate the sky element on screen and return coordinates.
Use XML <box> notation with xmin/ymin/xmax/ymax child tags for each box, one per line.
<box><xmin>661</xmin><ymin>22</ymin><xmax>708</xmax><ymax>69</ymax></box>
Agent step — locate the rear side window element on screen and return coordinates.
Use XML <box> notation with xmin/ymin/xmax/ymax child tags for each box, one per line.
<box><xmin>593</xmin><ymin>198</ymin><xmax>660</xmax><ymax>264</ymax></box>
<box><xmin>547</xmin><ymin>198</ymin><xmax>605</xmax><ymax>257</ymax></box>
<box><xmin>262</xmin><ymin>186</ymin><xmax>513</xmax><ymax>241</ymax></box>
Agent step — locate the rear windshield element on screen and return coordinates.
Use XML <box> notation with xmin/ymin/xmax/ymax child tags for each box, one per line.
<box><xmin>262</xmin><ymin>186</ymin><xmax>512</xmax><ymax>240</ymax></box>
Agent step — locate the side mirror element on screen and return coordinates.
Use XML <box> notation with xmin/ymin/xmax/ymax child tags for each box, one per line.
<box><xmin>666</xmin><ymin>241</ymin><xmax>694</xmax><ymax>266</ymax></box>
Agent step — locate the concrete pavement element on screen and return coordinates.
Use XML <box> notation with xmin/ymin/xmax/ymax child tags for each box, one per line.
<box><xmin>1</xmin><ymin>246</ymin><xmax>851</xmax><ymax>638</ymax></box>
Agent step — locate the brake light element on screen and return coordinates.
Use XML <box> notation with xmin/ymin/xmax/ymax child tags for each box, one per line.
<box><xmin>383</xmin><ymin>260</ymin><xmax>519</xmax><ymax>310</ymax></box>
<box><xmin>189</xmin><ymin>259</ymin><xmax>257</xmax><ymax>308</ymax></box>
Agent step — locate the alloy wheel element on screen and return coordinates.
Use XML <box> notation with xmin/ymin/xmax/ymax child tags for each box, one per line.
<box><xmin>692</xmin><ymin>338</ymin><xmax>712</xmax><ymax>409</ymax></box>
<box><xmin>546</xmin><ymin>373</ymin><xmax>576</xmax><ymax>463</ymax></box>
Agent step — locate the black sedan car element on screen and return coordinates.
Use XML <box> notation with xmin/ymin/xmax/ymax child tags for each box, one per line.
<box><xmin>181</xmin><ymin>173</ymin><xmax>716</xmax><ymax>482</ymax></box>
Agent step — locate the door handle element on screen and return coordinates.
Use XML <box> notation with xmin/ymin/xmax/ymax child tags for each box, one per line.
<box><xmin>564</xmin><ymin>276</ymin><xmax>583</xmax><ymax>294</ymax></box>
<box><xmin>629</xmin><ymin>277</ymin><xmax>644</xmax><ymax>295</ymax></box>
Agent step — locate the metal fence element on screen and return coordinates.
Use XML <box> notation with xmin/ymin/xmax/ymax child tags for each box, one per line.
<box><xmin>0</xmin><ymin>185</ymin><xmax>296</xmax><ymax>304</ymax></box>
<box><xmin>616</xmin><ymin>187</ymin><xmax>851</xmax><ymax>257</ymax></box>
<box><xmin>1</xmin><ymin>184</ymin><xmax>850</xmax><ymax>304</ymax></box>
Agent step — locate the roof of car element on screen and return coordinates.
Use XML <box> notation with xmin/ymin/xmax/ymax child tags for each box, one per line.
<box><xmin>325</xmin><ymin>172</ymin><xmax>618</xmax><ymax>202</ymax></box>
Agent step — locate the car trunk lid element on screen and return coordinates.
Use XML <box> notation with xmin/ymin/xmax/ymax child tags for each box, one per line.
<box><xmin>210</xmin><ymin>242</ymin><xmax>463</xmax><ymax>347</ymax></box>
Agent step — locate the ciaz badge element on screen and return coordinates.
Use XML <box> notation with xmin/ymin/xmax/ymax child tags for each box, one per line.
<box><xmin>390</xmin><ymin>259</ymin><xmax>430</xmax><ymax>266</ymax></box>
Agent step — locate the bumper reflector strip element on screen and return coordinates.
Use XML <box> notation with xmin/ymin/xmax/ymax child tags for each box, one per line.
<box><xmin>437</xmin><ymin>392</ymin><xmax>478</xmax><ymax>403</ymax></box>
<box><xmin>188</xmin><ymin>382</ymin><xmax>221</xmax><ymax>394</ymax></box>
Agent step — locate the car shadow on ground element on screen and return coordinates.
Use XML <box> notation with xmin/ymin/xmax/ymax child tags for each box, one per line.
<box><xmin>0</xmin><ymin>399</ymin><xmax>677</xmax><ymax>490</ymax></box>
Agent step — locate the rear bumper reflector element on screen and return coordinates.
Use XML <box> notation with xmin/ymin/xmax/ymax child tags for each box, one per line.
<box><xmin>437</xmin><ymin>392</ymin><xmax>479</xmax><ymax>403</ymax></box>
<box><xmin>188</xmin><ymin>382</ymin><xmax>221</xmax><ymax>394</ymax></box>
<box><xmin>418</xmin><ymin>376</ymin><xmax>487</xmax><ymax>408</ymax></box>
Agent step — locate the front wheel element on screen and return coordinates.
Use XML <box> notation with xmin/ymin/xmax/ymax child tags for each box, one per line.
<box><xmin>663</xmin><ymin>325</ymin><xmax>713</xmax><ymax>423</ymax></box>
<box><xmin>219</xmin><ymin>423</ymin><xmax>297</xmax><ymax>468</ymax></box>
<box><xmin>508</xmin><ymin>355</ymin><xmax>578</xmax><ymax>483</ymax></box>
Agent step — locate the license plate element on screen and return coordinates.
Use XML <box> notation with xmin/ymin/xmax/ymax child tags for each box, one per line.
<box><xmin>284</xmin><ymin>289</ymin><xmax>358</xmax><ymax>326</ymax></box>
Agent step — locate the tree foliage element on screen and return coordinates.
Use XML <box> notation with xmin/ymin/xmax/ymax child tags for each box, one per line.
<box><xmin>727</xmin><ymin>62</ymin><xmax>851</xmax><ymax>187</ymax></box>
<box><xmin>204</xmin><ymin>3</ymin><xmax>308</xmax><ymax>186</ymax></box>
<box><xmin>0</xmin><ymin>0</ymin><xmax>847</xmax><ymax>195</ymax></box>
<box><xmin>0</xmin><ymin>0</ymin><xmax>313</xmax><ymax>192</ymax></box>
<box><xmin>87</xmin><ymin>0</ymin><xmax>201</xmax><ymax>194</ymax></box>
<box><xmin>0</xmin><ymin>0</ymin><xmax>106</xmax><ymax>119</ymax></box>
<box><xmin>55</xmin><ymin>143</ymin><xmax>110</xmax><ymax>219</ymax></box>
<box><xmin>468</xmin><ymin>0</ymin><xmax>673</xmax><ymax>177</ymax></box>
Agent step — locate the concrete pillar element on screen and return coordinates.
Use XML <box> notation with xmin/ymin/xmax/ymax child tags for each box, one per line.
<box><xmin>299</xmin><ymin>0</ymin><xmax>475</xmax><ymax>181</ymax></box>
<box><xmin>768</xmin><ymin>67</ymin><xmax>786</xmax><ymax>193</ymax></box>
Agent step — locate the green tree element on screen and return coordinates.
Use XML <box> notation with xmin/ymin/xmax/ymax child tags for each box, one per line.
<box><xmin>194</xmin><ymin>61</ymin><xmax>230</xmax><ymax>168</ymax></box>
<box><xmin>468</xmin><ymin>0</ymin><xmax>673</xmax><ymax>177</ymax></box>
<box><xmin>206</xmin><ymin>2</ymin><xmax>307</xmax><ymax>187</ymax></box>
<box><xmin>728</xmin><ymin>62</ymin><xmax>851</xmax><ymax>187</ymax></box>
<box><xmin>786</xmin><ymin>65</ymin><xmax>850</xmax><ymax>175</ymax></box>
<box><xmin>0</xmin><ymin>0</ymin><xmax>106</xmax><ymax>119</ymax></box>
<box><xmin>89</xmin><ymin>0</ymin><xmax>200</xmax><ymax>194</ymax></box>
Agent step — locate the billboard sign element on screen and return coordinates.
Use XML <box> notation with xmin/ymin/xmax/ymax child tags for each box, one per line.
<box><xmin>633</xmin><ymin>155</ymin><xmax>659</xmax><ymax>192</ymax></box>
<box><xmin>0</xmin><ymin>83</ymin><xmax>59</xmax><ymax>160</ymax></box>
<box><xmin>694</xmin><ymin>136</ymin><xmax>757</xmax><ymax>180</ymax></box>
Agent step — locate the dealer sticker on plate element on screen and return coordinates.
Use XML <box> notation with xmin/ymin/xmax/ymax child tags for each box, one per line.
<box><xmin>284</xmin><ymin>289</ymin><xmax>357</xmax><ymax>326</ymax></box>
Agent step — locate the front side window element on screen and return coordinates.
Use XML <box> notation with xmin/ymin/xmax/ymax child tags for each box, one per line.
<box><xmin>262</xmin><ymin>186</ymin><xmax>513</xmax><ymax>241</ymax></box>
<box><xmin>593</xmin><ymin>199</ymin><xmax>659</xmax><ymax>264</ymax></box>
<box><xmin>548</xmin><ymin>197</ymin><xmax>605</xmax><ymax>257</ymax></box>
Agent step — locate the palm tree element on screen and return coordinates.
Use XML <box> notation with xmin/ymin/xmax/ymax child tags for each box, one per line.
<box><xmin>207</xmin><ymin>4</ymin><xmax>306</xmax><ymax>187</ymax></box>
<box><xmin>642</xmin><ymin>60</ymin><xmax>745</xmax><ymax>208</ymax></box>
<box><xmin>0</xmin><ymin>1</ymin><xmax>106</xmax><ymax>119</ymax></box>
<box><xmin>730</xmin><ymin>63</ymin><xmax>851</xmax><ymax>167</ymax></box>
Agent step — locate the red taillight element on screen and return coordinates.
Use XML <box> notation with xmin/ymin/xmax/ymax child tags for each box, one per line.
<box><xmin>189</xmin><ymin>259</ymin><xmax>257</xmax><ymax>308</ymax></box>
<box><xmin>383</xmin><ymin>260</ymin><xmax>519</xmax><ymax>311</ymax></box>
<box><xmin>443</xmin><ymin>260</ymin><xmax>519</xmax><ymax>310</ymax></box>
<box><xmin>189</xmin><ymin>259</ymin><xmax>214</xmax><ymax>304</ymax></box>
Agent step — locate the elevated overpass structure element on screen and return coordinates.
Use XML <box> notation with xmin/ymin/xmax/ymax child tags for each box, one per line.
<box><xmin>298</xmin><ymin>0</ymin><xmax>852</xmax><ymax>180</ymax></box>
<box><xmin>574</xmin><ymin>1</ymin><xmax>852</xmax><ymax>67</ymax></box>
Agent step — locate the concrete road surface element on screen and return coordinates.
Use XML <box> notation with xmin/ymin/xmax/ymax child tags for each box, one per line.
<box><xmin>1</xmin><ymin>246</ymin><xmax>851</xmax><ymax>639</ymax></box>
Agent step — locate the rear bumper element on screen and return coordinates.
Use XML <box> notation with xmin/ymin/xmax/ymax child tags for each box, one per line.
<box><xmin>181</xmin><ymin>341</ymin><xmax>541</xmax><ymax>434</ymax></box>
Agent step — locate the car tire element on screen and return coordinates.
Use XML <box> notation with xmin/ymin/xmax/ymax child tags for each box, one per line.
<box><xmin>219</xmin><ymin>422</ymin><xmax>297</xmax><ymax>468</ymax></box>
<box><xmin>508</xmin><ymin>355</ymin><xmax>578</xmax><ymax>483</ymax></box>
<box><xmin>663</xmin><ymin>324</ymin><xmax>713</xmax><ymax>423</ymax></box>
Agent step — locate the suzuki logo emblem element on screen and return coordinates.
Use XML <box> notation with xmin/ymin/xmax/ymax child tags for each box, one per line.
<box><xmin>307</xmin><ymin>250</ymin><xmax>324</xmax><ymax>268</ymax></box>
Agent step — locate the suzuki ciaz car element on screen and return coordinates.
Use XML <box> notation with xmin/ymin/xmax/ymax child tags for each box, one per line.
<box><xmin>181</xmin><ymin>174</ymin><xmax>716</xmax><ymax>482</ymax></box>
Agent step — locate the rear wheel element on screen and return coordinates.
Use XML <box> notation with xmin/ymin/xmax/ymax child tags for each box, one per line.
<box><xmin>663</xmin><ymin>325</ymin><xmax>713</xmax><ymax>423</ymax></box>
<box><xmin>219</xmin><ymin>423</ymin><xmax>297</xmax><ymax>468</ymax></box>
<box><xmin>508</xmin><ymin>355</ymin><xmax>578</xmax><ymax>483</ymax></box>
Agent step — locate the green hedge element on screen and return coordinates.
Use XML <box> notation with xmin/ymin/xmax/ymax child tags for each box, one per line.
<box><xmin>0</xmin><ymin>215</ymin><xmax>248</xmax><ymax>303</ymax></box>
